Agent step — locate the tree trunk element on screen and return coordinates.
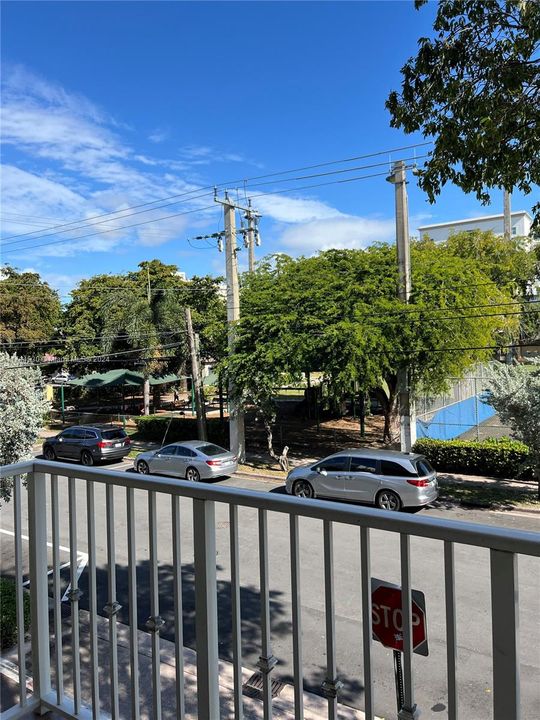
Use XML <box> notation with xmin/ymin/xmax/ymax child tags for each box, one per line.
<box><xmin>263</xmin><ymin>418</ymin><xmax>290</xmax><ymax>472</ymax></box>
<box><xmin>143</xmin><ymin>378</ymin><xmax>150</xmax><ymax>415</ymax></box>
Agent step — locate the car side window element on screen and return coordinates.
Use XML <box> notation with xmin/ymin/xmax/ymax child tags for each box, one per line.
<box><xmin>71</xmin><ymin>428</ymin><xmax>86</xmax><ymax>440</ymax></box>
<box><xmin>84</xmin><ymin>430</ymin><xmax>98</xmax><ymax>440</ymax></box>
<box><xmin>159</xmin><ymin>445</ymin><xmax>178</xmax><ymax>456</ymax></box>
<box><xmin>316</xmin><ymin>456</ymin><xmax>349</xmax><ymax>472</ymax></box>
<box><xmin>350</xmin><ymin>457</ymin><xmax>378</xmax><ymax>473</ymax></box>
<box><xmin>380</xmin><ymin>460</ymin><xmax>417</xmax><ymax>477</ymax></box>
<box><xmin>60</xmin><ymin>430</ymin><xmax>75</xmax><ymax>439</ymax></box>
<box><xmin>175</xmin><ymin>446</ymin><xmax>191</xmax><ymax>457</ymax></box>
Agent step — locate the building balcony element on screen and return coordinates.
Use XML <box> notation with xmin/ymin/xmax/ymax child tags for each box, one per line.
<box><xmin>0</xmin><ymin>459</ymin><xmax>538</xmax><ymax>720</ymax></box>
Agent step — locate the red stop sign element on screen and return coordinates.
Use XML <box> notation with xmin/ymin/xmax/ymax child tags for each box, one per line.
<box><xmin>371</xmin><ymin>583</ymin><xmax>427</xmax><ymax>655</ymax></box>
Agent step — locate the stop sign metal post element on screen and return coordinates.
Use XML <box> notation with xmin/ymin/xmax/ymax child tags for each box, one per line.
<box><xmin>371</xmin><ymin>579</ymin><xmax>428</xmax><ymax>717</ymax></box>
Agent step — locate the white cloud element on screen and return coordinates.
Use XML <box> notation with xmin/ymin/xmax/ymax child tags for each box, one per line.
<box><xmin>254</xmin><ymin>193</ymin><xmax>345</xmax><ymax>224</ymax></box>
<box><xmin>279</xmin><ymin>216</ymin><xmax>395</xmax><ymax>252</ymax></box>
<box><xmin>148</xmin><ymin>128</ymin><xmax>168</xmax><ymax>144</ymax></box>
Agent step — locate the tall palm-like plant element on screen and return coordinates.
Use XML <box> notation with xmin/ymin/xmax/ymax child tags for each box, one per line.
<box><xmin>101</xmin><ymin>278</ymin><xmax>187</xmax><ymax>414</ymax></box>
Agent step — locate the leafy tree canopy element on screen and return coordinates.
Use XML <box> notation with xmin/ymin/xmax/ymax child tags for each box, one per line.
<box><xmin>387</xmin><ymin>0</ymin><xmax>540</xmax><ymax>224</ymax></box>
<box><xmin>0</xmin><ymin>266</ymin><xmax>62</xmax><ymax>347</ymax></box>
<box><xmin>227</xmin><ymin>239</ymin><xmax>521</xmax><ymax>440</ymax></box>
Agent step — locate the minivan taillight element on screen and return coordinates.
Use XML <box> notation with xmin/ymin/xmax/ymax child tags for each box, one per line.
<box><xmin>407</xmin><ymin>478</ymin><xmax>430</xmax><ymax>487</ymax></box>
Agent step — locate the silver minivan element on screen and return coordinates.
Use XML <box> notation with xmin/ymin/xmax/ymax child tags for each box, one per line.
<box><xmin>285</xmin><ymin>448</ymin><xmax>438</xmax><ymax>510</ymax></box>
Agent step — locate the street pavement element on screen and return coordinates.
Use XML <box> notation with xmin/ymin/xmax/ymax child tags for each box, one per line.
<box><xmin>1</xmin><ymin>457</ymin><xmax>539</xmax><ymax>720</ymax></box>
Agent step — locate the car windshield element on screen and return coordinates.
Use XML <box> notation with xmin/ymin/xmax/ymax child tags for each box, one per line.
<box><xmin>415</xmin><ymin>458</ymin><xmax>434</xmax><ymax>476</ymax></box>
<box><xmin>197</xmin><ymin>444</ymin><xmax>228</xmax><ymax>456</ymax></box>
<box><xmin>101</xmin><ymin>429</ymin><xmax>127</xmax><ymax>440</ymax></box>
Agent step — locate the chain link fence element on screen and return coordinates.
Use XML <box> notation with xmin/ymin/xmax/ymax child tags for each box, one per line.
<box><xmin>416</xmin><ymin>366</ymin><xmax>513</xmax><ymax>441</ymax></box>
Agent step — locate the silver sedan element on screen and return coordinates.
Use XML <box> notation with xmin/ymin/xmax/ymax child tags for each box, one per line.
<box><xmin>134</xmin><ymin>440</ymin><xmax>237</xmax><ymax>482</ymax></box>
<box><xmin>285</xmin><ymin>448</ymin><xmax>438</xmax><ymax>511</ymax></box>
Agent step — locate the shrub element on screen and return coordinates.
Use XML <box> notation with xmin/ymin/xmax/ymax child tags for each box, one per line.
<box><xmin>412</xmin><ymin>437</ymin><xmax>532</xmax><ymax>479</ymax></box>
<box><xmin>0</xmin><ymin>577</ymin><xmax>31</xmax><ymax>650</ymax></box>
<box><xmin>135</xmin><ymin>415</ymin><xmax>229</xmax><ymax>447</ymax></box>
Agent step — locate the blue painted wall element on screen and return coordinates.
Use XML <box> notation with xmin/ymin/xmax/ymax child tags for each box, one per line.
<box><xmin>416</xmin><ymin>395</ymin><xmax>496</xmax><ymax>440</ymax></box>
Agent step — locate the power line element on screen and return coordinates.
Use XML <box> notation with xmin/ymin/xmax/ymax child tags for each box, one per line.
<box><xmin>1</xmin><ymin>204</ymin><xmax>220</xmax><ymax>255</ymax></box>
<box><xmin>0</xmin><ymin>330</ymin><xmax>189</xmax><ymax>347</ymax></box>
<box><xmin>1</xmin><ymin>342</ymin><xmax>185</xmax><ymax>370</ymax></box>
<box><xmin>0</xmin><ymin>156</ymin><xmax>425</xmax><ymax>252</ymax></box>
<box><xmin>0</xmin><ymin>141</ymin><xmax>432</xmax><ymax>243</ymax></box>
<box><xmin>1</xmin><ymin>168</ymin><xmax>394</xmax><ymax>256</ymax></box>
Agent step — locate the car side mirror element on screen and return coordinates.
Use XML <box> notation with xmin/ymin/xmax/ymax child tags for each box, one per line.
<box><xmin>317</xmin><ymin>468</ymin><xmax>327</xmax><ymax>476</ymax></box>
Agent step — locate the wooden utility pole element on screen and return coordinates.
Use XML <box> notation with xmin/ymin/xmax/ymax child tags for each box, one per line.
<box><xmin>387</xmin><ymin>160</ymin><xmax>416</xmax><ymax>452</ymax></box>
<box><xmin>185</xmin><ymin>306</ymin><xmax>207</xmax><ymax>440</ymax></box>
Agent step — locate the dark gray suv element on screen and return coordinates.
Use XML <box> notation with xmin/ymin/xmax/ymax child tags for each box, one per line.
<box><xmin>42</xmin><ymin>425</ymin><xmax>131</xmax><ymax>466</ymax></box>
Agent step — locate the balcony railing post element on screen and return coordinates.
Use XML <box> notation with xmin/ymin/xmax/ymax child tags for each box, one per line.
<box><xmin>27</xmin><ymin>470</ymin><xmax>51</xmax><ymax>708</ymax></box>
<box><xmin>193</xmin><ymin>497</ymin><xmax>219</xmax><ymax>720</ymax></box>
<box><xmin>490</xmin><ymin>549</ymin><xmax>520</xmax><ymax>720</ymax></box>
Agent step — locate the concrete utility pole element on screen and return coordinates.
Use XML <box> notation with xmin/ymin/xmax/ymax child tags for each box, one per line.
<box><xmin>185</xmin><ymin>306</ymin><xmax>207</xmax><ymax>440</ymax></box>
<box><xmin>245</xmin><ymin>198</ymin><xmax>256</xmax><ymax>273</ymax></box>
<box><xmin>387</xmin><ymin>160</ymin><xmax>416</xmax><ymax>453</ymax></box>
<box><xmin>215</xmin><ymin>192</ymin><xmax>245</xmax><ymax>461</ymax></box>
<box><xmin>503</xmin><ymin>189</ymin><xmax>512</xmax><ymax>241</ymax></box>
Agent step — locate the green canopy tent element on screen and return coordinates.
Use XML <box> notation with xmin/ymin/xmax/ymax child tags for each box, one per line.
<box><xmin>66</xmin><ymin>369</ymin><xmax>189</xmax><ymax>416</ymax></box>
<box><xmin>68</xmin><ymin>369</ymin><xmax>187</xmax><ymax>388</ymax></box>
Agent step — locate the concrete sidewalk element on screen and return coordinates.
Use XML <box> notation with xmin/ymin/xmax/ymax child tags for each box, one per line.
<box><xmin>1</xmin><ymin>610</ymin><xmax>375</xmax><ymax>719</ymax></box>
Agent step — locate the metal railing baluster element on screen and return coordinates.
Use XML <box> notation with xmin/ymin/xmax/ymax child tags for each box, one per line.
<box><xmin>67</xmin><ymin>476</ymin><xmax>81</xmax><ymax>714</ymax></box>
<box><xmin>126</xmin><ymin>487</ymin><xmax>140</xmax><ymax>720</ymax></box>
<box><xmin>147</xmin><ymin>490</ymin><xmax>163</xmax><ymax>720</ymax></box>
<box><xmin>290</xmin><ymin>513</ymin><xmax>304</xmax><ymax>720</ymax></box>
<box><xmin>105</xmin><ymin>484</ymin><xmax>120</xmax><ymax>719</ymax></box>
<box><xmin>444</xmin><ymin>541</ymin><xmax>457</xmax><ymax>720</ymax></box>
<box><xmin>86</xmin><ymin>480</ymin><xmax>99</xmax><ymax>718</ymax></box>
<box><xmin>322</xmin><ymin>519</ymin><xmax>341</xmax><ymax>720</ymax></box>
<box><xmin>50</xmin><ymin>475</ymin><xmax>64</xmax><ymax>706</ymax></box>
<box><xmin>400</xmin><ymin>533</ymin><xmax>417</xmax><ymax>719</ymax></box>
<box><xmin>193</xmin><ymin>497</ymin><xmax>220</xmax><ymax>719</ymax></box>
<box><xmin>360</xmin><ymin>526</ymin><xmax>374</xmax><ymax>720</ymax></box>
<box><xmin>27</xmin><ymin>470</ymin><xmax>51</xmax><ymax>709</ymax></box>
<box><xmin>230</xmin><ymin>504</ymin><xmax>243</xmax><ymax>720</ymax></box>
<box><xmin>490</xmin><ymin>549</ymin><xmax>520</xmax><ymax>720</ymax></box>
<box><xmin>172</xmin><ymin>495</ymin><xmax>185</xmax><ymax>720</ymax></box>
<box><xmin>13</xmin><ymin>474</ymin><xmax>27</xmax><ymax>707</ymax></box>
<box><xmin>258</xmin><ymin>508</ymin><xmax>277</xmax><ymax>720</ymax></box>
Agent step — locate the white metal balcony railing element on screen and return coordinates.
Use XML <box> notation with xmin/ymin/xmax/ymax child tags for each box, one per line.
<box><xmin>0</xmin><ymin>458</ymin><xmax>539</xmax><ymax>720</ymax></box>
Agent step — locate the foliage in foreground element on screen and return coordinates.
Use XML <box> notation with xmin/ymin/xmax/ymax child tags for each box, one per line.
<box><xmin>0</xmin><ymin>577</ymin><xmax>31</xmax><ymax>650</ymax></box>
<box><xmin>486</xmin><ymin>362</ymin><xmax>540</xmax><ymax>497</ymax></box>
<box><xmin>387</xmin><ymin>0</ymin><xmax>540</xmax><ymax>226</ymax></box>
<box><xmin>413</xmin><ymin>437</ymin><xmax>531</xmax><ymax>479</ymax></box>
<box><xmin>0</xmin><ymin>353</ymin><xmax>49</xmax><ymax>504</ymax></box>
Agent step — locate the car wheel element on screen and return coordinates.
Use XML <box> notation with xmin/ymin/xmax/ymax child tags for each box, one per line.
<box><xmin>43</xmin><ymin>446</ymin><xmax>56</xmax><ymax>461</ymax></box>
<box><xmin>81</xmin><ymin>450</ymin><xmax>94</xmax><ymax>467</ymax></box>
<box><xmin>137</xmin><ymin>460</ymin><xmax>150</xmax><ymax>474</ymax></box>
<box><xmin>185</xmin><ymin>466</ymin><xmax>200</xmax><ymax>482</ymax></box>
<box><xmin>293</xmin><ymin>479</ymin><xmax>315</xmax><ymax>498</ymax></box>
<box><xmin>376</xmin><ymin>489</ymin><xmax>402</xmax><ymax>511</ymax></box>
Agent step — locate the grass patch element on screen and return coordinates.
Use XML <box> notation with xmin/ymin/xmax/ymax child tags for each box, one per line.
<box><xmin>437</xmin><ymin>481</ymin><xmax>539</xmax><ymax>510</ymax></box>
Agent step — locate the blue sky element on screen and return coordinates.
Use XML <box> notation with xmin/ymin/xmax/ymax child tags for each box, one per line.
<box><xmin>1</xmin><ymin>1</ymin><xmax>535</xmax><ymax>301</ymax></box>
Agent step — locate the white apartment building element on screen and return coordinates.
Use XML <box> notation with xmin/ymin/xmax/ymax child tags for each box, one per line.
<box><xmin>418</xmin><ymin>210</ymin><xmax>533</xmax><ymax>242</ymax></box>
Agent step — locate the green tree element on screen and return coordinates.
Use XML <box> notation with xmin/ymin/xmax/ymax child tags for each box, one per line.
<box><xmin>227</xmin><ymin>242</ymin><xmax>517</xmax><ymax>453</ymax></box>
<box><xmin>0</xmin><ymin>267</ymin><xmax>62</xmax><ymax>347</ymax></box>
<box><xmin>387</xmin><ymin>0</ymin><xmax>540</xmax><ymax>224</ymax></box>
<box><xmin>487</xmin><ymin>362</ymin><xmax>540</xmax><ymax>498</ymax></box>
<box><xmin>0</xmin><ymin>353</ymin><xmax>50</xmax><ymax>504</ymax></box>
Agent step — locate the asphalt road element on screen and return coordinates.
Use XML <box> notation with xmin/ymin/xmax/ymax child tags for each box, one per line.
<box><xmin>1</xmin><ymin>458</ymin><xmax>539</xmax><ymax>720</ymax></box>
